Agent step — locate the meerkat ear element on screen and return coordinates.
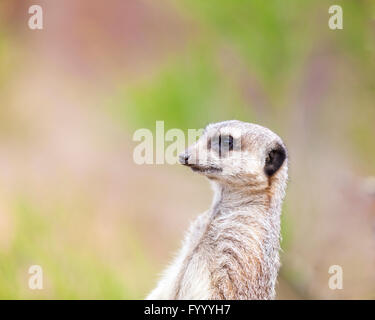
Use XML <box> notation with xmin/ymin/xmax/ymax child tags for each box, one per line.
<box><xmin>264</xmin><ymin>144</ymin><xmax>286</xmax><ymax>176</ymax></box>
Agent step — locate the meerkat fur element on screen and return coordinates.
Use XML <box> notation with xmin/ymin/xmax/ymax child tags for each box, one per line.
<box><xmin>147</xmin><ymin>120</ymin><xmax>288</xmax><ymax>300</ymax></box>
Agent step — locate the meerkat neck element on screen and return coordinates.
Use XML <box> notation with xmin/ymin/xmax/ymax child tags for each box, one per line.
<box><xmin>210</xmin><ymin>182</ymin><xmax>272</xmax><ymax>214</ymax></box>
<box><xmin>207</xmin><ymin>181</ymin><xmax>282</xmax><ymax>299</ymax></box>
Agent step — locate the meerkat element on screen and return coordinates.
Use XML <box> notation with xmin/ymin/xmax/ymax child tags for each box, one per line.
<box><xmin>147</xmin><ymin>120</ymin><xmax>288</xmax><ymax>300</ymax></box>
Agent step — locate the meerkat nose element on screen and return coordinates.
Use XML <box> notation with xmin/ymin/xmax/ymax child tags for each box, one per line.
<box><xmin>179</xmin><ymin>153</ymin><xmax>190</xmax><ymax>165</ymax></box>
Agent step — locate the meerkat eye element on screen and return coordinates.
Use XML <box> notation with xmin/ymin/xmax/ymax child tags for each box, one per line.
<box><xmin>220</xmin><ymin>135</ymin><xmax>234</xmax><ymax>152</ymax></box>
<box><xmin>210</xmin><ymin>134</ymin><xmax>234</xmax><ymax>156</ymax></box>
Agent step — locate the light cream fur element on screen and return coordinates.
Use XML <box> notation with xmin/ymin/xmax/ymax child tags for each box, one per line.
<box><xmin>147</xmin><ymin>120</ymin><xmax>288</xmax><ymax>300</ymax></box>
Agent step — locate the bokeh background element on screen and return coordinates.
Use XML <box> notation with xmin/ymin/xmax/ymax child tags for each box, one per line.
<box><xmin>0</xmin><ymin>0</ymin><xmax>374</xmax><ymax>299</ymax></box>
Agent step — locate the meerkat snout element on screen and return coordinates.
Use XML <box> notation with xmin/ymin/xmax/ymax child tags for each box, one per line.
<box><xmin>178</xmin><ymin>153</ymin><xmax>190</xmax><ymax>165</ymax></box>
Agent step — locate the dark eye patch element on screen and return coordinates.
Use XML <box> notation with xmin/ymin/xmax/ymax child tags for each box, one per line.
<box><xmin>221</xmin><ymin>135</ymin><xmax>233</xmax><ymax>151</ymax></box>
<box><xmin>210</xmin><ymin>134</ymin><xmax>234</xmax><ymax>157</ymax></box>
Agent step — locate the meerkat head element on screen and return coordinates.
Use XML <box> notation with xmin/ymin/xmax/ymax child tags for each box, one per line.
<box><xmin>179</xmin><ymin>120</ymin><xmax>287</xmax><ymax>189</ymax></box>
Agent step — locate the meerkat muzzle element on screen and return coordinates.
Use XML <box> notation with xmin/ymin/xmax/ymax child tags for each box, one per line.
<box><xmin>178</xmin><ymin>153</ymin><xmax>190</xmax><ymax>165</ymax></box>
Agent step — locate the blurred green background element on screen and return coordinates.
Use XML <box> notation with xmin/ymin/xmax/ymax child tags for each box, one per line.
<box><xmin>0</xmin><ymin>0</ymin><xmax>374</xmax><ymax>299</ymax></box>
